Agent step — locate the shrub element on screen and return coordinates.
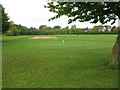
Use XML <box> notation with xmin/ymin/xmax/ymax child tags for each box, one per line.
<box><xmin>12</xmin><ymin>28</ymin><xmax>21</xmax><ymax>36</ymax></box>
<box><xmin>6</xmin><ymin>30</ymin><xmax>14</xmax><ymax>36</ymax></box>
<box><xmin>113</xmin><ymin>26</ymin><xmax>120</xmax><ymax>32</ymax></box>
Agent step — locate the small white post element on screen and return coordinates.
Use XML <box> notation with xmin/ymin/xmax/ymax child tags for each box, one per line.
<box><xmin>92</xmin><ymin>38</ymin><xmax>94</xmax><ymax>46</ymax></box>
<box><xmin>55</xmin><ymin>38</ymin><xmax>57</xmax><ymax>46</ymax></box>
<box><xmin>62</xmin><ymin>40</ymin><xmax>64</xmax><ymax>46</ymax></box>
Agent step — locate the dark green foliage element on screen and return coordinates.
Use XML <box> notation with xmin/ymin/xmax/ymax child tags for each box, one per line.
<box><xmin>8</xmin><ymin>23</ymin><xmax>118</xmax><ymax>36</ymax></box>
<box><xmin>11</xmin><ymin>28</ymin><xmax>21</xmax><ymax>36</ymax></box>
<box><xmin>15</xmin><ymin>24</ymin><xmax>42</xmax><ymax>35</ymax></box>
<box><xmin>0</xmin><ymin>4</ymin><xmax>10</xmax><ymax>33</ymax></box>
<box><xmin>14</xmin><ymin>24</ymin><xmax>29</xmax><ymax>35</ymax></box>
<box><xmin>5</xmin><ymin>30</ymin><xmax>14</xmax><ymax>36</ymax></box>
<box><xmin>39</xmin><ymin>25</ymin><xmax>47</xmax><ymax>30</ymax></box>
<box><xmin>70</xmin><ymin>31</ymin><xmax>118</xmax><ymax>34</ymax></box>
<box><xmin>71</xmin><ymin>25</ymin><xmax>76</xmax><ymax>29</ymax></box>
<box><xmin>113</xmin><ymin>26</ymin><xmax>120</xmax><ymax>32</ymax></box>
<box><xmin>45</xmin><ymin>2</ymin><xmax>120</xmax><ymax>24</ymax></box>
<box><xmin>7</xmin><ymin>23</ymin><xmax>118</xmax><ymax>36</ymax></box>
<box><xmin>64</xmin><ymin>26</ymin><xmax>69</xmax><ymax>29</ymax></box>
<box><xmin>6</xmin><ymin>22</ymin><xmax>21</xmax><ymax>36</ymax></box>
<box><xmin>53</xmin><ymin>25</ymin><xmax>61</xmax><ymax>29</ymax></box>
<box><xmin>92</xmin><ymin>25</ymin><xmax>112</xmax><ymax>32</ymax></box>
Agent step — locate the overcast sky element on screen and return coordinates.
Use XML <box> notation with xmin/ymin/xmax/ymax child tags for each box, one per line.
<box><xmin>1</xmin><ymin>0</ymin><xmax>119</xmax><ymax>29</ymax></box>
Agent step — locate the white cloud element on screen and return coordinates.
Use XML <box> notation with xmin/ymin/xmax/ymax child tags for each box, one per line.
<box><xmin>1</xmin><ymin>0</ymin><xmax>118</xmax><ymax>28</ymax></box>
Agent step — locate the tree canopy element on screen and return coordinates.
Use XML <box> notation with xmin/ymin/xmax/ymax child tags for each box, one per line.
<box><xmin>0</xmin><ymin>4</ymin><xmax>10</xmax><ymax>33</ymax></box>
<box><xmin>53</xmin><ymin>25</ymin><xmax>61</xmax><ymax>29</ymax></box>
<box><xmin>45</xmin><ymin>2</ymin><xmax>120</xmax><ymax>24</ymax></box>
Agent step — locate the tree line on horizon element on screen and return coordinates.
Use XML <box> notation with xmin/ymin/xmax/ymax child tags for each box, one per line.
<box><xmin>5</xmin><ymin>22</ymin><xmax>119</xmax><ymax>36</ymax></box>
<box><xmin>1</xmin><ymin>3</ymin><xmax>119</xmax><ymax>36</ymax></box>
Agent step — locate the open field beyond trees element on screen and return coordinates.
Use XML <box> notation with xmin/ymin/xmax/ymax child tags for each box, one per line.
<box><xmin>2</xmin><ymin>35</ymin><xmax>118</xmax><ymax>88</ymax></box>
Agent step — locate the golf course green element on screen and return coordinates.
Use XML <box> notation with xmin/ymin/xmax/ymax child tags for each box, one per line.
<box><xmin>2</xmin><ymin>34</ymin><xmax>118</xmax><ymax>88</ymax></box>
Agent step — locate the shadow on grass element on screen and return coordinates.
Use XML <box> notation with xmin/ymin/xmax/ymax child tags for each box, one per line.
<box><xmin>0</xmin><ymin>41</ymin><xmax>9</xmax><ymax>45</ymax></box>
<box><xmin>0</xmin><ymin>41</ymin><xmax>9</xmax><ymax>42</ymax></box>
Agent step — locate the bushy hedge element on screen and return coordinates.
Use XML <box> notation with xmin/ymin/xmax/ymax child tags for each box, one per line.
<box><xmin>70</xmin><ymin>32</ymin><xmax>118</xmax><ymax>34</ymax></box>
<box><xmin>5</xmin><ymin>25</ymin><xmax>118</xmax><ymax>36</ymax></box>
<box><xmin>40</xmin><ymin>29</ymin><xmax>75</xmax><ymax>35</ymax></box>
<box><xmin>6</xmin><ymin>26</ymin><xmax>21</xmax><ymax>36</ymax></box>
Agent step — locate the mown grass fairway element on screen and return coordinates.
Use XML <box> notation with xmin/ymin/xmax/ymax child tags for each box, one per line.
<box><xmin>2</xmin><ymin>35</ymin><xmax>118</xmax><ymax>88</ymax></box>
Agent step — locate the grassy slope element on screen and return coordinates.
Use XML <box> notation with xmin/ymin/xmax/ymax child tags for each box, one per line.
<box><xmin>2</xmin><ymin>35</ymin><xmax>118</xmax><ymax>88</ymax></box>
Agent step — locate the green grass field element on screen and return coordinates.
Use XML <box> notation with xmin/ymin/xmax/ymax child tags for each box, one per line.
<box><xmin>2</xmin><ymin>35</ymin><xmax>118</xmax><ymax>88</ymax></box>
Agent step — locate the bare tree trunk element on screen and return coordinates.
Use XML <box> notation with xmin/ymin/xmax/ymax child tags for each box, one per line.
<box><xmin>108</xmin><ymin>30</ymin><xmax>120</xmax><ymax>65</ymax></box>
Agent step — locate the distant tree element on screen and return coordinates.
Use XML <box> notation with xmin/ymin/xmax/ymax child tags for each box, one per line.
<box><xmin>113</xmin><ymin>26</ymin><xmax>120</xmax><ymax>32</ymax></box>
<box><xmin>44</xmin><ymin>27</ymin><xmax>49</xmax><ymax>30</ymax></box>
<box><xmin>93</xmin><ymin>25</ymin><xmax>110</xmax><ymax>32</ymax></box>
<box><xmin>6</xmin><ymin>30</ymin><xmax>14</xmax><ymax>36</ymax></box>
<box><xmin>14</xmin><ymin>24</ymin><xmax>29</xmax><ymax>35</ymax></box>
<box><xmin>84</xmin><ymin>27</ymin><xmax>89</xmax><ymax>31</ymax></box>
<box><xmin>85</xmin><ymin>27</ymin><xmax>88</xmax><ymax>30</ymax></box>
<box><xmin>48</xmin><ymin>26</ymin><xmax>52</xmax><ymax>30</ymax></box>
<box><xmin>8</xmin><ymin>21</ymin><xmax>21</xmax><ymax>36</ymax></box>
<box><xmin>98</xmin><ymin>25</ymin><xmax>104</xmax><ymax>32</ymax></box>
<box><xmin>0</xmin><ymin>4</ymin><xmax>10</xmax><ymax>33</ymax></box>
<box><xmin>29</xmin><ymin>27</ymin><xmax>37</xmax><ymax>31</ymax></box>
<box><xmin>65</xmin><ymin>26</ymin><xmax>69</xmax><ymax>29</ymax></box>
<box><xmin>71</xmin><ymin>25</ymin><xmax>76</xmax><ymax>29</ymax></box>
<box><xmin>92</xmin><ymin>26</ymin><xmax>99</xmax><ymax>32</ymax></box>
<box><xmin>12</xmin><ymin>27</ymin><xmax>21</xmax><ymax>36</ymax></box>
<box><xmin>39</xmin><ymin>25</ymin><xmax>47</xmax><ymax>30</ymax></box>
<box><xmin>111</xmin><ymin>26</ymin><xmax>116</xmax><ymax>32</ymax></box>
<box><xmin>104</xmin><ymin>25</ymin><xmax>111</xmax><ymax>32</ymax></box>
<box><xmin>53</xmin><ymin>25</ymin><xmax>61</xmax><ymax>29</ymax></box>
